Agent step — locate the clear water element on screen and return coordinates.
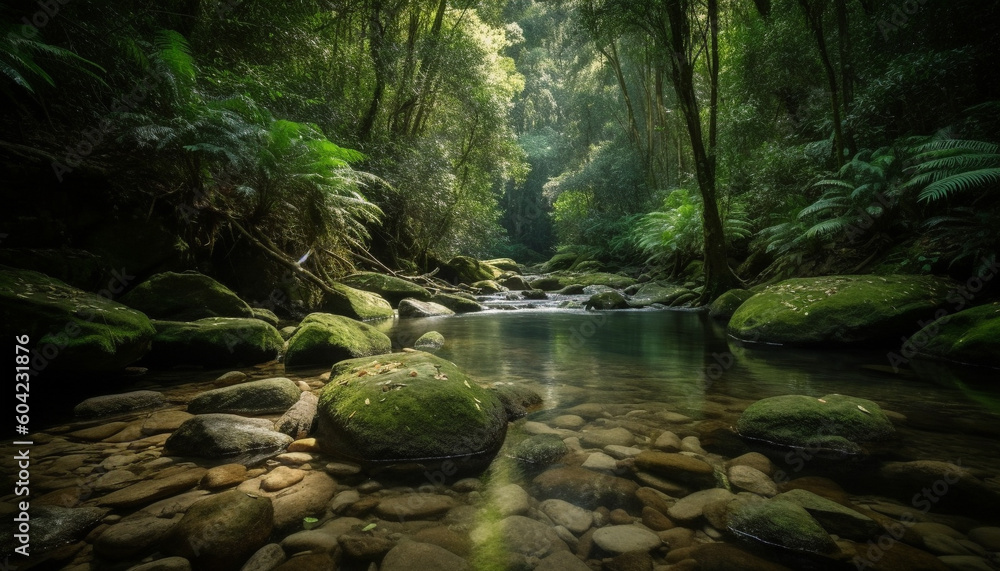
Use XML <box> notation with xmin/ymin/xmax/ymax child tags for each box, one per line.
<box><xmin>389</xmin><ymin>308</ymin><xmax>1000</xmax><ymax>476</ymax></box>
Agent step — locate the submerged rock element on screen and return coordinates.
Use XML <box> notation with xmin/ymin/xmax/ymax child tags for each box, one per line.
<box><xmin>627</xmin><ymin>282</ymin><xmax>688</xmax><ymax>308</ymax></box>
<box><xmin>489</xmin><ymin>383</ymin><xmax>543</xmax><ymax>420</ymax></box>
<box><xmin>415</xmin><ymin>331</ymin><xmax>446</xmax><ymax>352</ymax></box>
<box><xmin>429</xmin><ymin>292</ymin><xmax>485</xmax><ymax>313</ymax></box>
<box><xmin>165</xmin><ymin>489</ymin><xmax>273</xmax><ymax>571</ymax></box>
<box><xmin>284</xmin><ymin>313</ymin><xmax>391</xmax><ymax>368</ymax></box>
<box><xmin>339</xmin><ymin>272</ymin><xmax>431</xmax><ymax>306</ymax></box>
<box><xmin>74</xmin><ymin>390</ymin><xmax>165</xmax><ymax>418</ymax></box>
<box><xmin>585</xmin><ymin>291</ymin><xmax>629</xmax><ymax>310</ymax></box>
<box><xmin>533</xmin><ymin>466</ymin><xmax>639</xmax><ymax>510</ymax></box>
<box><xmin>0</xmin><ymin>267</ymin><xmax>155</xmax><ymax>373</ymax></box>
<box><xmin>776</xmin><ymin>489</ymin><xmax>881</xmax><ymax>540</ymax></box>
<box><xmin>728</xmin><ymin>274</ymin><xmax>955</xmax><ymax>346</ymax></box>
<box><xmin>727</xmin><ymin>498</ymin><xmax>838</xmax><ymax>555</ymax></box>
<box><xmin>709</xmin><ymin>289</ymin><xmax>756</xmax><ymax>320</ymax></box>
<box><xmin>316</xmin><ymin>351</ymin><xmax>507</xmax><ymax>473</ymax></box>
<box><xmin>165</xmin><ymin>414</ymin><xmax>292</xmax><ymax>460</ymax></box>
<box><xmin>187</xmin><ymin>377</ymin><xmax>301</xmax><ymax>415</ymax></box>
<box><xmin>398</xmin><ymin>298</ymin><xmax>456</xmax><ymax>318</ymax></box>
<box><xmin>736</xmin><ymin>393</ymin><xmax>895</xmax><ymax>456</ymax></box>
<box><xmin>320</xmin><ymin>282</ymin><xmax>394</xmax><ymax>321</ymax></box>
<box><xmin>509</xmin><ymin>433</ymin><xmax>569</xmax><ymax>465</ymax></box>
<box><xmin>911</xmin><ymin>302</ymin><xmax>1000</xmax><ymax>368</ymax></box>
<box><xmin>121</xmin><ymin>271</ymin><xmax>254</xmax><ymax>321</ymax></box>
<box><xmin>22</xmin><ymin>505</ymin><xmax>107</xmax><ymax>556</ymax></box>
<box><xmin>145</xmin><ymin>318</ymin><xmax>283</xmax><ymax>367</ymax></box>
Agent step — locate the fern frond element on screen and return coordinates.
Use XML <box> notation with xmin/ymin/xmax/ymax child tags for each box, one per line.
<box><xmin>917</xmin><ymin>169</ymin><xmax>1000</xmax><ymax>202</ymax></box>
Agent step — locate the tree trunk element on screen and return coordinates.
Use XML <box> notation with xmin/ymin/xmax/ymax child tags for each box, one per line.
<box><xmin>798</xmin><ymin>0</ymin><xmax>845</xmax><ymax>168</ymax></box>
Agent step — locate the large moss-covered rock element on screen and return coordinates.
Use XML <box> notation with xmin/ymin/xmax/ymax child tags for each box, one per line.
<box><xmin>445</xmin><ymin>256</ymin><xmax>502</xmax><ymax>284</ymax></box>
<box><xmin>429</xmin><ymin>292</ymin><xmax>485</xmax><ymax>313</ymax></box>
<box><xmin>339</xmin><ymin>272</ymin><xmax>431</xmax><ymax>307</ymax></box>
<box><xmin>585</xmin><ymin>291</ymin><xmax>629</xmax><ymax>310</ymax></box>
<box><xmin>555</xmin><ymin>272</ymin><xmax>636</xmax><ymax>289</ymax></box>
<box><xmin>727</xmin><ymin>499</ymin><xmax>838</xmax><ymax>555</ymax></box>
<box><xmin>912</xmin><ymin>302</ymin><xmax>1000</xmax><ymax>368</ymax></box>
<box><xmin>627</xmin><ymin>282</ymin><xmax>688</xmax><ymax>308</ymax></box>
<box><xmin>541</xmin><ymin>252</ymin><xmax>579</xmax><ymax>273</ymax></box>
<box><xmin>484</xmin><ymin>258</ymin><xmax>521</xmax><ymax>273</ymax></box>
<box><xmin>284</xmin><ymin>313</ymin><xmax>391</xmax><ymax>368</ymax></box>
<box><xmin>399</xmin><ymin>298</ymin><xmax>456</xmax><ymax>318</ymax></box>
<box><xmin>0</xmin><ymin>267</ymin><xmax>155</xmax><ymax>373</ymax></box>
<box><xmin>320</xmin><ymin>282</ymin><xmax>394</xmax><ymax>321</ymax></box>
<box><xmin>145</xmin><ymin>318</ymin><xmax>283</xmax><ymax>367</ymax></box>
<box><xmin>121</xmin><ymin>271</ymin><xmax>253</xmax><ymax>321</ymax></box>
<box><xmin>728</xmin><ymin>275</ymin><xmax>955</xmax><ymax>346</ymax></box>
<box><xmin>736</xmin><ymin>394</ymin><xmax>895</xmax><ymax>456</ymax></box>
<box><xmin>709</xmin><ymin>289</ymin><xmax>756</xmax><ymax>320</ymax></box>
<box><xmin>187</xmin><ymin>377</ymin><xmax>301</xmax><ymax>415</ymax></box>
<box><xmin>316</xmin><ymin>352</ymin><xmax>507</xmax><ymax>473</ymax></box>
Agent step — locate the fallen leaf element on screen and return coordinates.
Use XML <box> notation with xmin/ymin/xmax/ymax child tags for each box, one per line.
<box><xmin>365</xmin><ymin>398</ymin><xmax>370</xmax><ymax>405</ymax></box>
<box><xmin>857</xmin><ymin>405</ymin><xmax>871</xmax><ymax>414</ymax></box>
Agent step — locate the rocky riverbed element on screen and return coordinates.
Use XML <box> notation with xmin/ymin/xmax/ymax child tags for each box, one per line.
<box><xmin>4</xmin><ymin>359</ymin><xmax>1000</xmax><ymax>571</ymax></box>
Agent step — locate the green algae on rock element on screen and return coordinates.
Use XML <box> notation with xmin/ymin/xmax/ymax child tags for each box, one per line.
<box><xmin>727</xmin><ymin>498</ymin><xmax>838</xmax><ymax>555</ymax></box>
<box><xmin>736</xmin><ymin>394</ymin><xmax>895</xmax><ymax>456</ymax></box>
<box><xmin>728</xmin><ymin>275</ymin><xmax>956</xmax><ymax>346</ymax></box>
<box><xmin>320</xmin><ymin>282</ymin><xmax>395</xmax><ymax>321</ymax></box>
<box><xmin>585</xmin><ymin>291</ymin><xmax>629</xmax><ymax>310</ymax></box>
<box><xmin>339</xmin><ymin>271</ymin><xmax>431</xmax><ymax>307</ymax></box>
<box><xmin>910</xmin><ymin>302</ymin><xmax>1000</xmax><ymax>368</ymax></box>
<box><xmin>146</xmin><ymin>317</ymin><xmax>283</xmax><ymax>367</ymax></box>
<box><xmin>709</xmin><ymin>289</ymin><xmax>756</xmax><ymax>320</ymax></box>
<box><xmin>0</xmin><ymin>266</ymin><xmax>155</xmax><ymax>373</ymax></box>
<box><xmin>121</xmin><ymin>271</ymin><xmax>254</xmax><ymax>321</ymax></box>
<box><xmin>284</xmin><ymin>313</ymin><xmax>391</xmax><ymax>368</ymax></box>
<box><xmin>316</xmin><ymin>351</ymin><xmax>507</xmax><ymax>473</ymax></box>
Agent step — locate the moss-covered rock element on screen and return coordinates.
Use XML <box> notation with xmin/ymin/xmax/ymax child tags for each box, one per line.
<box><xmin>553</xmin><ymin>272</ymin><xmax>636</xmax><ymax>289</ymax></box>
<box><xmin>585</xmin><ymin>291</ymin><xmax>629</xmax><ymax>310</ymax></box>
<box><xmin>489</xmin><ymin>383</ymin><xmax>543</xmax><ymax>420</ymax></box>
<box><xmin>145</xmin><ymin>318</ymin><xmax>283</xmax><ymax>368</ymax></box>
<box><xmin>522</xmin><ymin>289</ymin><xmax>548</xmax><ymax>300</ymax></box>
<box><xmin>0</xmin><ymin>267</ymin><xmax>154</xmax><ymax>373</ymax></box>
<box><xmin>414</xmin><ymin>331</ymin><xmax>445</xmax><ymax>352</ymax></box>
<box><xmin>187</xmin><ymin>377</ymin><xmax>302</xmax><ymax>415</ymax></box>
<box><xmin>736</xmin><ymin>394</ymin><xmax>895</xmax><ymax>456</ymax></box>
<box><xmin>445</xmin><ymin>256</ymin><xmax>502</xmax><ymax>284</ymax></box>
<box><xmin>471</xmin><ymin>279</ymin><xmax>505</xmax><ymax>294</ymax></box>
<box><xmin>339</xmin><ymin>272</ymin><xmax>431</xmax><ymax>307</ymax></box>
<box><xmin>251</xmin><ymin>307</ymin><xmax>280</xmax><ymax>327</ymax></box>
<box><xmin>557</xmin><ymin>284</ymin><xmax>586</xmax><ymax>295</ymax></box>
<box><xmin>509</xmin><ymin>433</ymin><xmax>569</xmax><ymax>465</ymax></box>
<box><xmin>573</xmin><ymin>260</ymin><xmax>603</xmax><ymax>273</ymax></box>
<box><xmin>727</xmin><ymin>499</ymin><xmax>838</xmax><ymax>555</ymax></box>
<box><xmin>284</xmin><ymin>313</ymin><xmax>391</xmax><ymax>369</ymax></box>
<box><xmin>728</xmin><ymin>275</ymin><xmax>956</xmax><ymax>346</ymax></box>
<box><xmin>320</xmin><ymin>282</ymin><xmax>394</xmax><ymax>321</ymax></box>
<box><xmin>484</xmin><ymin>258</ymin><xmax>521</xmax><ymax>273</ymax></box>
<box><xmin>499</xmin><ymin>275</ymin><xmax>531</xmax><ymax>290</ymax></box>
<box><xmin>121</xmin><ymin>271</ymin><xmax>253</xmax><ymax>321</ymax></box>
<box><xmin>530</xmin><ymin>277</ymin><xmax>563</xmax><ymax>291</ymax></box>
<box><xmin>399</xmin><ymin>298</ymin><xmax>456</xmax><ymax>318</ymax></box>
<box><xmin>627</xmin><ymin>282</ymin><xmax>687</xmax><ymax>308</ymax></box>
<box><xmin>429</xmin><ymin>292</ymin><xmax>485</xmax><ymax>313</ymax></box>
<box><xmin>912</xmin><ymin>302</ymin><xmax>1000</xmax><ymax>368</ymax></box>
<box><xmin>709</xmin><ymin>289</ymin><xmax>756</xmax><ymax>320</ymax></box>
<box><xmin>316</xmin><ymin>351</ymin><xmax>508</xmax><ymax>472</ymax></box>
<box><xmin>541</xmin><ymin>252</ymin><xmax>579</xmax><ymax>273</ymax></box>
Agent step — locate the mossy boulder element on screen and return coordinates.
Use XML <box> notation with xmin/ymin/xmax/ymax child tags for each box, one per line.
<box><xmin>574</xmin><ymin>260</ymin><xmax>603</xmax><ymax>273</ymax></box>
<box><xmin>727</xmin><ymin>499</ymin><xmax>838</xmax><ymax>555</ymax></box>
<box><xmin>554</xmin><ymin>272</ymin><xmax>636</xmax><ymax>289</ymax></box>
<box><xmin>399</xmin><ymin>299</ymin><xmax>456</xmax><ymax>318</ymax></box>
<box><xmin>529</xmin><ymin>277</ymin><xmax>563</xmax><ymax>291</ymax></box>
<box><xmin>499</xmin><ymin>276</ymin><xmax>531</xmax><ymax>291</ymax></box>
<box><xmin>145</xmin><ymin>318</ymin><xmax>284</xmax><ymax>368</ymax></box>
<box><xmin>585</xmin><ymin>291</ymin><xmax>629</xmax><ymax>310</ymax></box>
<box><xmin>445</xmin><ymin>256</ymin><xmax>502</xmax><ymax>284</ymax></box>
<box><xmin>338</xmin><ymin>272</ymin><xmax>431</xmax><ymax>307</ymax></box>
<box><xmin>728</xmin><ymin>275</ymin><xmax>956</xmax><ymax>346</ymax></box>
<box><xmin>627</xmin><ymin>282</ymin><xmax>688</xmax><ymax>308</ymax></box>
<box><xmin>187</xmin><ymin>377</ymin><xmax>302</xmax><ymax>415</ymax></box>
<box><xmin>510</xmin><ymin>433</ymin><xmax>569</xmax><ymax>465</ymax></box>
<box><xmin>121</xmin><ymin>271</ymin><xmax>253</xmax><ymax>321</ymax></box>
<box><xmin>736</xmin><ymin>394</ymin><xmax>895</xmax><ymax>456</ymax></box>
<box><xmin>709</xmin><ymin>289</ymin><xmax>756</xmax><ymax>320</ymax></box>
<box><xmin>284</xmin><ymin>313</ymin><xmax>391</xmax><ymax>369</ymax></box>
<box><xmin>0</xmin><ymin>267</ymin><xmax>154</xmax><ymax>373</ymax></box>
<box><xmin>250</xmin><ymin>307</ymin><xmax>279</xmax><ymax>327</ymax></box>
<box><xmin>316</xmin><ymin>351</ymin><xmax>508</xmax><ymax>473</ymax></box>
<box><xmin>430</xmin><ymin>292</ymin><xmax>485</xmax><ymax>313</ymax></box>
<box><xmin>414</xmin><ymin>331</ymin><xmax>445</xmax><ymax>352</ymax></box>
<box><xmin>541</xmin><ymin>252</ymin><xmax>579</xmax><ymax>273</ymax></box>
<box><xmin>912</xmin><ymin>302</ymin><xmax>1000</xmax><ymax>368</ymax></box>
<box><xmin>319</xmin><ymin>282</ymin><xmax>394</xmax><ymax>321</ymax></box>
<box><xmin>471</xmin><ymin>279</ymin><xmax>505</xmax><ymax>294</ymax></box>
<box><xmin>484</xmin><ymin>258</ymin><xmax>521</xmax><ymax>273</ymax></box>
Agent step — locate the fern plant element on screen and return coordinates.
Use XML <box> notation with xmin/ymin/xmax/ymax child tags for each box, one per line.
<box><xmin>0</xmin><ymin>20</ymin><xmax>103</xmax><ymax>99</ymax></box>
<box><xmin>904</xmin><ymin>139</ymin><xmax>1000</xmax><ymax>203</ymax></box>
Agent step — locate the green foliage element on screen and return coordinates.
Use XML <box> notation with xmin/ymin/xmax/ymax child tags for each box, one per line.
<box><xmin>904</xmin><ymin>139</ymin><xmax>1000</xmax><ymax>203</ymax></box>
<box><xmin>0</xmin><ymin>20</ymin><xmax>103</xmax><ymax>98</ymax></box>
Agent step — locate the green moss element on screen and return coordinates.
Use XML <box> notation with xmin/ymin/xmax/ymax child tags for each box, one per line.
<box><xmin>552</xmin><ymin>271</ymin><xmax>636</xmax><ymax>289</ymax></box>
<box><xmin>284</xmin><ymin>313</ymin><xmax>391</xmax><ymax>368</ymax></box>
<box><xmin>317</xmin><ymin>352</ymin><xmax>507</xmax><ymax>466</ymax></box>
<box><xmin>728</xmin><ymin>275</ymin><xmax>955</xmax><ymax>346</ymax></box>
<box><xmin>338</xmin><ymin>272</ymin><xmax>431</xmax><ymax>307</ymax></box>
<box><xmin>146</xmin><ymin>317</ymin><xmax>283</xmax><ymax>367</ymax></box>
<box><xmin>728</xmin><ymin>499</ymin><xmax>838</xmax><ymax>555</ymax></box>
<box><xmin>627</xmin><ymin>282</ymin><xmax>688</xmax><ymax>308</ymax></box>
<box><xmin>471</xmin><ymin>280</ymin><xmax>505</xmax><ymax>293</ymax></box>
<box><xmin>446</xmin><ymin>256</ymin><xmax>502</xmax><ymax>284</ymax></box>
<box><xmin>121</xmin><ymin>271</ymin><xmax>253</xmax><ymax>321</ymax></box>
<box><xmin>585</xmin><ymin>291</ymin><xmax>629</xmax><ymax>310</ymax></box>
<box><xmin>1</xmin><ymin>267</ymin><xmax>155</xmax><ymax>372</ymax></box>
<box><xmin>251</xmin><ymin>307</ymin><xmax>279</xmax><ymax>327</ymax></box>
<box><xmin>736</xmin><ymin>394</ymin><xmax>895</xmax><ymax>455</ymax></box>
<box><xmin>915</xmin><ymin>302</ymin><xmax>1000</xmax><ymax>368</ymax></box>
<box><xmin>541</xmin><ymin>252</ymin><xmax>579</xmax><ymax>273</ymax></box>
<box><xmin>483</xmin><ymin>258</ymin><xmax>521</xmax><ymax>273</ymax></box>
<box><xmin>320</xmin><ymin>282</ymin><xmax>394</xmax><ymax>321</ymax></box>
<box><xmin>708</xmin><ymin>289</ymin><xmax>756</xmax><ymax>320</ymax></box>
<box><xmin>414</xmin><ymin>331</ymin><xmax>445</xmax><ymax>352</ymax></box>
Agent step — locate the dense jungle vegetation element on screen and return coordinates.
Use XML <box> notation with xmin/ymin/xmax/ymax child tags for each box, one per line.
<box><xmin>2</xmin><ymin>0</ymin><xmax>999</xmax><ymax>302</ymax></box>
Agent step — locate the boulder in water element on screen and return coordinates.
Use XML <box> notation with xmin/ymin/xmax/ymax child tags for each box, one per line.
<box><xmin>145</xmin><ymin>318</ymin><xmax>283</xmax><ymax>368</ymax></box>
<box><xmin>165</xmin><ymin>413</ymin><xmax>292</xmax><ymax>460</ymax></box>
<box><xmin>320</xmin><ymin>282</ymin><xmax>394</xmax><ymax>321</ymax></box>
<box><xmin>121</xmin><ymin>271</ymin><xmax>253</xmax><ymax>321</ymax></box>
<box><xmin>187</xmin><ymin>377</ymin><xmax>301</xmax><ymax>415</ymax></box>
<box><xmin>284</xmin><ymin>313</ymin><xmax>390</xmax><ymax>368</ymax></box>
<box><xmin>339</xmin><ymin>272</ymin><xmax>431</xmax><ymax>306</ymax></box>
<box><xmin>398</xmin><ymin>299</ymin><xmax>455</xmax><ymax>318</ymax></box>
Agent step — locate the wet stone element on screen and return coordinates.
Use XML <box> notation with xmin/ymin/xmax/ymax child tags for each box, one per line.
<box><xmin>591</xmin><ymin>525</ymin><xmax>661</xmax><ymax>554</ymax></box>
<box><xmin>375</xmin><ymin>494</ymin><xmax>457</xmax><ymax>520</ymax></box>
<box><xmin>492</xmin><ymin>483</ymin><xmax>531</xmax><ymax>516</ymax></box>
<box><xmin>540</xmin><ymin>499</ymin><xmax>594</xmax><ymax>535</ymax></box>
<box><xmin>580</xmin><ymin>427</ymin><xmax>635</xmax><ymax>449</ymax></box>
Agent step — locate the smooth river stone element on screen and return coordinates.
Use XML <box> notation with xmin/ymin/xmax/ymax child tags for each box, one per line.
<box><xmin>381</xmin><ymin>541</ymin><xmax>470</xmax><ymax>571</ymax></box>
<box><xmin>580</xmin><ymin>427</ymin><xmax>635</xmax><ymax>448</ymax></box>
<box><xmin>969</xmin><ymin>527</ymin><xmax>1000</xmax><ymax>551</ymax></box>
<box><xmin>552</xmin><ymin>415</ymin><xmax>586</xmax><ymax>429</ymax></box>
<box><xmin>540</xmin><ymin>499</ymin><xmax>594</xmax><ymax>534</ymax></box>
<box><xmin>491</xmin><ymin>484</ymin><xmax>530</xmax><ymax>516</ymax></box>
<box><xmin>582</xmin><ymin>452</ymin><xmax>619</xmax><ymax>472</ymax></box>
<box><xmin>533</xmin><ymin>466</ymin><xmax>639</xmax><ymax>511</ymax></box>
<box><xmin>604</xmin><ymin>445</ymin><xmax>642</xmax><ymax>459</ymax></box>
<box><xmin>375</xmin><ymin>494</ymin><xmax>457</xmax><ymax>520</ymax></box>
<box><xmin>96</xmin><ymin>468</ymin><xmax>207</xmax><ymax>508</ymax></box>
<box><xmin>200</xmin><ymin>463</ymin><xmax>247</xmax><ymax>489</ymax></box>
<box><xmin>667</xmin><ymin>489</ymin><xmax>735</xmax><ymax>523</ymax></box>
<box><xmin>633</xmin><ymin>451</ymin><xmax>713</xmax><ymax>485</ymax></box>
<box><xmin>592</xmin><ymin>525</ymin><xmax>661</xmax><ymax>554</ymax></box>
<box><xmin>654</xmin><ymin>431</ymin><xmax>683</xmax><ymax>452</ymax></box>
<box><xmin>728</xmin><ymin>465</ymin><xmax>778</xmax><ymax>497</ymax></box>
<box><xmin>496</xmin><ymin>515</ymin><xmax>570</xmax><ymax>558</ymax></box>
<box><xmin>261</xmin><ymin>466</ymin><xmax>306</xmax><ymax>492</ymax></box>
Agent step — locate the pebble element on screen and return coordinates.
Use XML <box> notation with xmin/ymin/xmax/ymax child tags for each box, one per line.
<box><xmin>540</xmin><ymin>499</ymin><xmax>594</xmax><ymax>534</ymax></box>
<box><xmin>726</xmin><ymin>452</ymin><xmax>774</xmax><ymax>476</ymax></box>
<box><xmin>241</xmin><ymin>543</ymin><xmax>287</xmax><ymax>571</ymax></box>
<box><xmin>200</xmin><ymin>464</ymin><xmax>247</xmax><ymax>489</ymax></box>
<box><xmin>642</xmin><ymin>506</ymin><xmax>674</xmax><ymax>531</ymax></box>
<box><xmin>535</xmin><ymin>551</ymin><xmax>590</xmax><ymax>571</ymax></box>
<box><xmin>667</xmin><ymin>489</ymin><xmax>735</xmax><ymax>523</ymax></box>
<box><xmin>358</xmin><ymin>480</ymin><xmax>383</xmax><ymax>494</ymax></box>
<box><xmin>288</xmin><ymin>438</ymin><xmax>321</xmax><ymax>453</ymax></box>
<box><xmin>654</xmin><ymin>431</ymin><xmax>683</xmax><ymax>452</ymax></box>
<box><xmin>492</xmin><ymin>484</ymin><xmax>531</xmax><ymax>516</ymax></box>
<box><xmin>609</xmin><ymin>508</ymin><xmax>633</xmax><ymax>525</ymax></box>
<box><xmin>97</xmin><ymin>468</ymin><xmax>207</xmax><ymax>508</ymax></box>
<box><xmin>330</xmin><ymin>490</ymin><xmax>361</xmax><ymax>513</ymax></box>
<box><xmin>592</xmin><ymin>525</ymin><xmax>661</xmax><ymax>554</ymax></box>
<box><xmin>140</xmin><ymin>411</ymin><xmax>194</xmax><ymax>436</ymax></box>
<box><xmin>214</xmin><ymin>371</ymin><xmax>248</xmax><ymax>386</ymax></box>
<box><xmin>580</xmin><ymin>427</ymin><xmax>635</xmax><ymax>449</ymax></box>
<box><xmin>604</xmin><ymin>445</ymin><xmax>642</xmax><ymax>459</ymax></box>
<box><xmin>680</xmin><ymin>436</ymin><xmax>707</xmax><ymax>455</ymax></box>
<box><xmin>581</xmin><ymin>452</ymin><xmax>619</xmax><ymax>473</ymax></box>
<box><xmin>452</xmin><ymin>478</ymin><xmax>482</xmax><ymax>493</ymax></box>
<box><xmin>94</xmin><ymin>515</ymin><xmax>180</xmax><ymax>559</ymax></box>
<box><xmin>381</xmin><ymin>541</ymin><xmax>470</xmax><ymax>571</ymax></box>
<box><xmin>126</xmin><ymin>556</ymin><xmax>192</xmax><ymax>571</ymax></box>
<box><xmin>552</xmin><ymin>415</ymin><xmax>586</xmax><ymax>429</ymax></box>
<box><xmin>261</xmin><ymin>466</ymin><xmax>306</xmax><ymax>492</ymax></box>
<box><xmin>658</xmin><ymin>527</ymin><xmax>696</xmax><ymax>550</ymax></box>
<box><xmin>728</xmin><ymin>465</ymin><xmax>778</xmax><ymax>497</ymax></box>
<box><xmin>659</xmin><ymin>411</ymin><xmax>692</xmax><ymax>423</ymax></box>
<box><xmin>280</xmin><ymin>529</ymin><xmax>341</xmax><ymax>554</ymax></box>
<box><xmin>274</xmin><ymin>452</ymin><xmax>315</xmax><ymax>465</ymax></box>
<box><xmin>375</xmin><ymin>494</ymin><xmax>457</xmax><ymax>519</ymax></box>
